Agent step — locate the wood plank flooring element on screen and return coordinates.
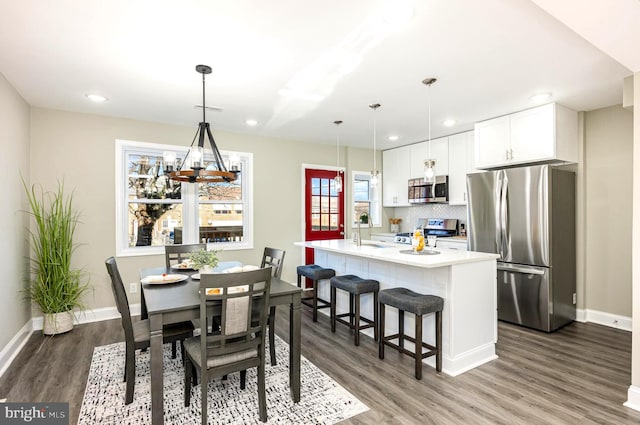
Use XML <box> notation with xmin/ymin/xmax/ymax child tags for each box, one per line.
<box><xmin>1</xmin><ymin>309</ymin><xmax>639</xmax><ymax>425</ymax></box>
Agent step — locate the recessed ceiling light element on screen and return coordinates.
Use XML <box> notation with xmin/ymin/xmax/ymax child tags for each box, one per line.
<box><xmin>530</xmin><ymin>92</ymin><xmax>552</xmax><ymax>102</ymax></box>
<box><xmin>442</xmin><ymin>119</ymin><xmax>456</xmax><ymax>127</ymax></box>
<box><xmin>245</xmin><ymin>119</ymin><xmax>258</xmax><ymax>127</ymax></box>
<box><xmin>388</xmin><ymin>135</ymin><xmax>399</xmax><ymax>141</ymax></box>
<box><xmin>86</xmin><ymin>93</ymin><xmax>107</xmax><ymax>103</ymax></box>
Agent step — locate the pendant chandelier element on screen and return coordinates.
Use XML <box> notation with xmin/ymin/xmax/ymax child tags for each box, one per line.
<box><xmin>423</xmin><ymin>77</ymin><xmax>437</xmax><ymax>183</ymax></box>
<box><xmin>369</xmin><ymin>103</ymin><xmax>381</xmax><ymax>187</ymax></box>
<box><xmin>163</xmin><ymin>65</ymin><xmax>239</xmax><ymax>183</ymax></box>
<box><xmin>334</xmin><ymin>120</ymin><xmax>343</xmax><ymax>192</ymax></box>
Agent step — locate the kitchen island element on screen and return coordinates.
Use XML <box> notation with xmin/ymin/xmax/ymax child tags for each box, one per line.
<box><xmin>296</xmin><ymin>239</ymin><xmax>499</xmax><ymax>376</ymax></box>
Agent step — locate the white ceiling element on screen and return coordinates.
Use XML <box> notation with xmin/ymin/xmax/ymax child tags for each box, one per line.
<box><xmin>0</xmin><ymin>0</ymin><xmax>634</xmax><ymax>150</ymax></box>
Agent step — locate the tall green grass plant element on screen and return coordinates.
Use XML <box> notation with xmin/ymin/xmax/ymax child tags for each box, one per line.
<box><xmin>23</xmin><ymin>178</ymin><xmax>89</xmax><ymax>315</ymax></box>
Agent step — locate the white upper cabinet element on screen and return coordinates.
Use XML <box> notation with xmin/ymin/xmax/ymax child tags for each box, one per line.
<box><xmin>474</xmin><ymin>103</ymin><xmax>578</xmax><ymax>170</ymax></box>
<box><xmin>382</xmin><ymin>145</ymin><xmax>410</xmax><ymax>207</ymax></box>
<box><xmin>409</xmin><ymin>137</ymin><xmax>449</xmax><ymax>179</ymax></box>
<box><xmin>448</xmin><ymin>131</ymin><xmax>476</xmax><ymax>205</ymax></box>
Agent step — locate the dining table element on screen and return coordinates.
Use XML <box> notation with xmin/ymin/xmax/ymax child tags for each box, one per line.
<box><xmin>140</xmin><ymin>262</ymin><xmax>302</xmax><ymax>425</ymax></box>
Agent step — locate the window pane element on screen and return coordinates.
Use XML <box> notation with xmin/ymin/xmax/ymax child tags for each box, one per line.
<box><xmin>321</xmin><ymin>178</ymin><xmax>329</xmax><ymax>196</ymax></box>
<box><xmin>330</xmin><ymin>214</ymin><xmax>338</xmax><ymax>230</ymax></box>
<box><xmin>127</xmin><ymin>203</ymin><xmax>182</xmax><ymax>247</ymax></box>
<box><xmin>311</xmin><ymin>213</ymin><xmax>321</xmax><ymax>231</ymax></box>
<box><xmin>312</xmin><ymin>178</ymin><xmax>320</xmax><ymax>196</ymax></box>
<box><xmin>198</xmin><ymin>161</ymin><xmax>242</xmax><ymax>201</ymax></box>
<box><xmin>353</xmin><ymin>180</ymin><xmax>370</xmax><ymax>202</ymax></box>
<box><xmin>321</xmin><ymin>196</ymin><xmax>329</xmax><ymax>213</ymax></box>
<box><xmin>354</xmin><ymin>201</ymin><xmax>370</xmax><ymax>222</ymax></box>
<box><xmin>311</xmin><ymin>196</ymin><xmax>320</xmax><ymax>213</ymax></box>
<box><xmin>197</xmin><ymin>203</ymin><xmax>243</xmax><ymax>243</ymax></box>
<box><xmin>320</xmin><ymin>213</ymin><xmax>329</xmax><ymax>230</ymax></box>
<box><xmin>127</xmin><ymin>153</ymin><xmax>181</xmax><ymax>200</ymax></box>
<box><xmin>329</xmin><ymin>197</ymin><xmax>338</xmax><ymax>213</ymax></box>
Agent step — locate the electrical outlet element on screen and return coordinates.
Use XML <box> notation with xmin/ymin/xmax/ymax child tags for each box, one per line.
<box><xmin>130</xmin><ymin>282</ymin><xmax>138</xmax><ymax>293</ymax></box>
<box><xmin>572</xmin><ymin>293</ymin><xmax>576</xmax><ymax>304</ymax></box>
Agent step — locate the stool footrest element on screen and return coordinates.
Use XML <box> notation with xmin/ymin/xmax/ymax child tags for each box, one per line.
<box><xmin>382</xmin><ymin>334</ymin><xmax>437</xmax><ymax>359</ymax></box>
<box><xmin>335</xmin><ymin>314</ymin><xmax>376</xmax><ymax>331</ymax></box>
<box><xmin>301</xmin><ymin>297</ymin><xmax>331</xmax><ymax>309</ymax></box>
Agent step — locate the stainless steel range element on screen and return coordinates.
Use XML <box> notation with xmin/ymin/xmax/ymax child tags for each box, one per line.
<box><xmin>394</xmin><ymin>218</ymin><xmax>458</xmax><ymax>244</ymax></box>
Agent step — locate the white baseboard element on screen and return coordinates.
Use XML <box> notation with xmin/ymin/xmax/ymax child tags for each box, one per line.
<box><xmin>0</xmin><ymin>320</ymin><xmax>34</xmax><ymax>379</ymax></box>
<box><xmin>624</xmin><ymin>385</ymin><xmax>640</xmax><ymax>412</ymax></box>
<box><xmin>575</xmin><ymin>309</ymin><xmax>632</xmax><ymax>332</ymax></box>
<box><xmin>31</xmin><ymin>304</ymin><xmax>141</xmax><ymax>330</ymax></box>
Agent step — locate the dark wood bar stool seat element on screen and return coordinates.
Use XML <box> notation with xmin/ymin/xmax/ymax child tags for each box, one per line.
<box><xmin>330</xmin><ymin>274</ymin><xmax>379</xmax><ymax>346</ymax></box>
<box><xmin>297</xmin><ymin>264</ymin><xmax>336</xmax><ymax>322</ymax></box>
<box><xmin>378</xmin><ymin>287</ymin><xmax>443</xmax><ymax>380</ymax></box>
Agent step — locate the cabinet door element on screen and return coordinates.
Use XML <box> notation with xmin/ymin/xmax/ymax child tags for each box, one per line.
<box><xmin>382</xmin><ymin>145</ymin><xmax>410</xmax><ymax>207</ymax></box>
<box><xmin>474</xmin><ymin>115</ymin><xmax>509</xmax><ymax>169</ymax></box>
<box><xmin>409</xmin><ymin>141</ymin><xmax>428</xmax><ymax>179</ymax></box>
<box><xmin>509</xmin><ymin>103</ymin><xmax>555</xmax><ymax>163</ymax></box>
<box><xmin>448</xmin><ymin>131</ymin><xmax>473</xmax><ymax>205</ymax></box>
<box><xmin>431</xmin><ymin>137</ymin><xmax>449</xmax><ymax>176</ymax></box>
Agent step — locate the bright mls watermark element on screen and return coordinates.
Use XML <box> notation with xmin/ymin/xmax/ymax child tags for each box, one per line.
<box><xmin>0</xmin><ymin>403</ymin><xmax>68</xmax><ymax>424</ymax></box>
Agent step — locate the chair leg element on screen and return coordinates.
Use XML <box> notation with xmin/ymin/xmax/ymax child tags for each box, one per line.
<box><xmin>415</xmin><ymin>314</ymin><xmax>423</xmax><ymax>380</ymax></box>
<box><xmin>436</xmin><ymin>311</ymin><xmax>442</xmax><ymax>372</ymax></box>
<box><xmin>373</xmin><ymin>291</ymin><xmax>379</xmax><ymax>341</ymax></box>
<box><xmin>269</xmin><ymin>306</ymin><xmax>277</xmax><ymax>366</ymax></box>
<box><xmin>354</xmin><ymin>294</ymin><xmax>361</xmax><ymax>346</ymax></box>
<box><xmin>330</xmin><ymin>286</ymin><xmax>336</xmax><ymax>333</ymax></box>
<box><xmin>257</xmin><ymin>362</ymin><xmax>267</xmax><ymax>422</ymax></box>
<box><xmin>171</xmin><ymin>341</ymin><xmax>177</xmax><ymax>359</ymax></box>
<box><xmin>312</xmin><ymin>280</ymin><xmax>318</xmax><ymax>322</ymax></box>
<box><xmin>184</xmin><ymin>357</ymin><xmax>192</xmax><ymax>407</ymax></box>
<box><xmin>180</xmin><ymin>340</ymin><xmax>186</xmax><ymax>364</ymax></box>
<box><xmin>240</xmin><ymin>370</ymin><xmax>246</xmax><ymax>390</ymax></box>
<box><xmin>398</xmin><ymin>309</ymin><xmax>405</xmax><ymax>349</ymax></box>
<box><xmin>125</xmin><ymin>347</ymin><xmax>135</xmax><ymax>405</ymax></box>
<box><xmin>201</xmin><ymin>369</ymin><xmax>207</xmax><ymax>425</ymax></box>
<box><xmin>379</xmin><ymin>302</ymin><xmax>385</xmax><ymax>359</ymax></box>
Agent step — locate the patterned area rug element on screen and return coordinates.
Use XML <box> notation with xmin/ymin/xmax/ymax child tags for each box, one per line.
<box><xmin>78</xmin><ymin>335</ymin><xmax>368</xmax><ymax>424</ymax></box>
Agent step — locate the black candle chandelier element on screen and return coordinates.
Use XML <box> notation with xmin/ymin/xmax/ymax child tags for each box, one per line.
<box><xmin>162</xmin><ymin>65</ymin><xmax>239</xmax><ymax>183</ymax></box>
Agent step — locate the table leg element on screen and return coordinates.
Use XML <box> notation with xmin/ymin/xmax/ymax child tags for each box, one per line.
<box><xmin>149</xmin><ymin>314</ymin><xmax>164</xmax><ymax>425</ymax></box>
<box><xmin>289</xmin><ymin>293</ymin><xmax>301</xmax><ymax>402</ymax></box>
<box><xmin>141</xmin><ymin>286</ymin><xmax>148</xmax><ymax>320</ymax></box>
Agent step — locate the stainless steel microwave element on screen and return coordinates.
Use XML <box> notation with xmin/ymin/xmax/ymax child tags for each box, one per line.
<box><xmin>408</xmin><ymin>175</ymin><xmax>449</xmax><ymax>204</ymax></box>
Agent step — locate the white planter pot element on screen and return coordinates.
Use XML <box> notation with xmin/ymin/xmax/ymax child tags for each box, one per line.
<box><xmin>43</xmin><ymin>311</ymin><xmax>74</xmax><ymax>335</ymax></box>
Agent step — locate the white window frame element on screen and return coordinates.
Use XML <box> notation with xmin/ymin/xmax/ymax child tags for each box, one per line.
<box><xmin>115</xmin><ymin>139</ymin><xmax>253</xmax><ymax>257</ymax></box>
<box><xmin>351</xmin><ymin>170</ymin><xmax>381</xmax><ymax>227</ymax></box>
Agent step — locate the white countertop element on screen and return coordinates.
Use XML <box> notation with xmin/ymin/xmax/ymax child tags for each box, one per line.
<box><xmin>295</xmin><ymin>239</ymin><xmax>498</xmax><ymax>269</ymax></box>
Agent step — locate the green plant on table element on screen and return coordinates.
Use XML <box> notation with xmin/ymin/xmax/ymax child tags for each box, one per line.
<box><xmin>188</xmin><ymin>249</ymin><xmax>220</xmax><ymax>270</ymax></box>
<box><xmin>23</xmin><ymin>177</ymin><xmax>89</xmax><ymax>315</ymax></box>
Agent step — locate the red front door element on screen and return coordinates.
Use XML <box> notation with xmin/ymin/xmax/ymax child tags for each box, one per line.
<box><xmin>304</xmin><ymin>168</ymin><xmax>345</xmax><ymax>268</ymax></box>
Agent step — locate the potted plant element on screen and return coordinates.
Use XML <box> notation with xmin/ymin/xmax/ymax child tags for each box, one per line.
<box><xmin>359</xmin><ymin>212</ymin><xmax>369</xmax><ymax>224</ymax></box>
<box><xmin>23</xmin><ymin>179</ymin><xmax>89</xmax><ymax>335</ymax></box>
<box><xmin>188</xmin><ymin>249</ymin><xmax>220</xmax><ymax>273</ymax></box>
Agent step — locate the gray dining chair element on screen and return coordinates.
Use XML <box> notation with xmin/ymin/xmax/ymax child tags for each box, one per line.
<box><xmin>184</xmin><ymin>267</ymin><xmax>272</xmax><ymax>423</ymax></box>
<box><xmin>105</xmin><ymin>257</ymin><xmax>194</xmax><ymax>405</ymax></box>
<box><xmin>261</xmin><ymin>247</ymin><xmax>286</xmax><ymax>366</ymax></box>
<box><xmin>164</xmin><ymin>243</ymin><xmax>206</xmax><ymax>268</ymax></box>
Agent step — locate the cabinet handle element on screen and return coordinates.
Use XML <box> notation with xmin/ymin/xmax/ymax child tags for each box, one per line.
<box><xmin>509</xmin><ymin>148</ymin><xmax>514</xmax><ymax>160</ymax></box>
<box><xmin>505</xmin><ymin>149</ymin><xmax>509</xmax><ymax>160</ymax></box>
<box><xmin>464</xmin><ymin>192</ymin><xmax>466</xmax><ymax>202</ymax></box>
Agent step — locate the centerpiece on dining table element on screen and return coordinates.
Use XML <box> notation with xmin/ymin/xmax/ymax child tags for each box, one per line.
<box><xmin>188</xmin><ymin>249</ymin><xmax>220</xmax><ymax>274</ymax></box>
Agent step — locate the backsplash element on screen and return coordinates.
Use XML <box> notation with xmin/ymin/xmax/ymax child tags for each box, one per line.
<box><xmin>387</xmin><ymin>204</ymin><xmax>468</xmax><ymax>233</ymax></box>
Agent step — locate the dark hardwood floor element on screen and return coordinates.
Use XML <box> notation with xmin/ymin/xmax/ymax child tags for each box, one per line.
<box><xmin>1</xmin><ymin>309</ymin><xmax>639</xmax><ymax>425</ymax></box>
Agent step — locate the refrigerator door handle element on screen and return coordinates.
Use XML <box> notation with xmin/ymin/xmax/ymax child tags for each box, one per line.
<box><xmin>497</xmin><ymin>262</ymin><xmax>547</xmax><ymax>276</ymax></box>
<box><xmin>500</xmin><ymin>170</ymin><xmax>509</xmax><ymax>260</ymax></box>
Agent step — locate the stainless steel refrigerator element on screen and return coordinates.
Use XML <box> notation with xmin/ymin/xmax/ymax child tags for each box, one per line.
<box><xmin>466</xmin><ymin>165</ymin><xmax>576</xmax><ymax>332</ymax></box>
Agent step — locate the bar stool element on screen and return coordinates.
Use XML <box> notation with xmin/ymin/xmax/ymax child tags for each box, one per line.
<box><xmin>330</xmin><ymin>275</ymin><xmax>379</xmax><ymax>346</ymax></box>
<box><xmin>297</xmin><ymin>264</ymin><xmax>335</xmax><ymax>322</ymax></box>
<box><xmin>378</xmin><ymin>288</ymin><xmax>443</xmax><ymax>379</ymax></box>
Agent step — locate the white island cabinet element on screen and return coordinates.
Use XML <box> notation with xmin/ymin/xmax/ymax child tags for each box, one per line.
<box><xmin>295</xmin><ymin>239</ymin><xmax>499</xmax><ymax>376</ymax></box>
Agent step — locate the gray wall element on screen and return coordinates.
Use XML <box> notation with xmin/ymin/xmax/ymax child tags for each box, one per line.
<box><xmin>0</xmin><ymin>73</ymin><xmax>31</xmax><ymax>349</ymax></box>
<box><xmin>584</xmin><ymin>105</ymin><xmax>633</xmax><ymax>317</ymax></box>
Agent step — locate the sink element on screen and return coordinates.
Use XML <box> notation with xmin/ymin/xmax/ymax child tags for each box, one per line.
<box><xmin>399</xmin><ymin>249</ymin><xmax>440</xmax><ymax>256</ymax></box>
